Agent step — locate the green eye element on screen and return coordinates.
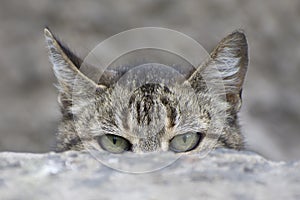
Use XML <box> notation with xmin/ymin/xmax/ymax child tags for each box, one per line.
<box><xmin>169</xmin><ymin>132</ymin><xmax>202</xmax><ymax>153</ymax></box>
<box><xmin>97</xmin><ymin>134</ymin><xmax>131</xmax><ymax>153</ymax></box>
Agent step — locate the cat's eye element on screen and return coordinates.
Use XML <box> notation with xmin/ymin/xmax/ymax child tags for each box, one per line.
<box><xmin>169</xmin><ymin>132</ymin><xmax>202</xmax><ymax>153</ymax></box>
<box><xmin>97</xmin><ymin>134</ymin><xmax>131</xmax><ymax>153</ymax></box>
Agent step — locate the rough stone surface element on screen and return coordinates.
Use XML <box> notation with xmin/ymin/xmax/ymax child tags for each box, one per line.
<box><xmin>0</xmin><ymin>149</ymin><xmax>299</xmax><ymax>200</ymax></box>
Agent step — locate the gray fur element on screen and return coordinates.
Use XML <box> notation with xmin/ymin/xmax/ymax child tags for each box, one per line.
<box><xmin>44</xmin><ymin>28</ymin><xmax>248</xmax><ymax>153</ymax></box>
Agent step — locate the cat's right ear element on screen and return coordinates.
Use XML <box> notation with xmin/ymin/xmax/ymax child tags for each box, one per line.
<box><xmin>44</xmin><ymin>28</ymin><xmax>106</xmax><ymax>109</ymax></box>
<box><xmin>186</xmin><ymin>31</ymin><xmax>248</xmax><ymax>112</ymax></box>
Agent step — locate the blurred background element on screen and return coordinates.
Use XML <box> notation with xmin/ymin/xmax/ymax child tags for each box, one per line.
<box><xmin>0</xmin><ymin>0</ymin><xmax>299</xmax><ymax>161</ymax></box>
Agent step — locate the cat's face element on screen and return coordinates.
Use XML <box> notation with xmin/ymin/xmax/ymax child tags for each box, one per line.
<box><xmin>44</xmin><ymin>28</ymin><xmax>248</xmax><ymax>153</ymax></box>
<box><xmin>75</xmin><ymin>82</ymin><xmax>226</xmax><ymax>154</ymax></box>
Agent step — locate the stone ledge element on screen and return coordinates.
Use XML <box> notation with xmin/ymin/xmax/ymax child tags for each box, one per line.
<box><xmin>0</xmin><ymin>149</ymin><xmax>299</xmax><ymax>200</ymax></box>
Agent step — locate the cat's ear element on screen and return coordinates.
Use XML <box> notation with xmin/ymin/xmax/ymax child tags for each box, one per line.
<box><xmin>44</xmin><ymin>28</ymin><xmax>106</xmax><ymax>110</ymax></box>
<box><xmin>186</xmin><ymin>31</ymin><xmax>248</xmax><ymax>112</ymax></box>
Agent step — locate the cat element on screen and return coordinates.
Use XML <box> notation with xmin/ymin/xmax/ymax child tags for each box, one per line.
<box><xmin>44</xmin><ymin>28</ymin><xmax>248</xmax><ymax>154</ymax></box>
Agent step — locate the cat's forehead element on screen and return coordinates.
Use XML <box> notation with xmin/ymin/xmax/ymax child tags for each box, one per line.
<box><xmin>97</xmin><ymin>82</ymin><xmax>211</xmax><ymax>138</ymax></box>
<box><xmin>107</xmin><ymin>82</ymin><xmax>202</xmax><ymax>110</ymax></box>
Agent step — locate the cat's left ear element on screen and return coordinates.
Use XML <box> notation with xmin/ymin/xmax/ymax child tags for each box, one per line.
<box><xmin>186</xmin><ymin>31</ymin><xmax>248</xmax><ymax>112</ymax></box>
<box><xmin>44</xmin><ymin>27</ymin><xmax>103</xmax><ymax>91</ymax></box>
<box><xmin>44</xmin><ymin>27</ymin><xmax>108</xmax><ymax>115</ymax></box>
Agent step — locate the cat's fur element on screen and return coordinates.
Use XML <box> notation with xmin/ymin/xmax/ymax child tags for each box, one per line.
<box><xmin>44</xmin><ymin>28</ymin><xmax>248</xmax><ymax>153</ymax></box>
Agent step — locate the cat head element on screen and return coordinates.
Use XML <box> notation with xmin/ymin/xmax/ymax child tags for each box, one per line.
<box><xmin>44</xmin><ymin>28</ymin><xmax>248</xmax><ymax>153</ymax></box>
